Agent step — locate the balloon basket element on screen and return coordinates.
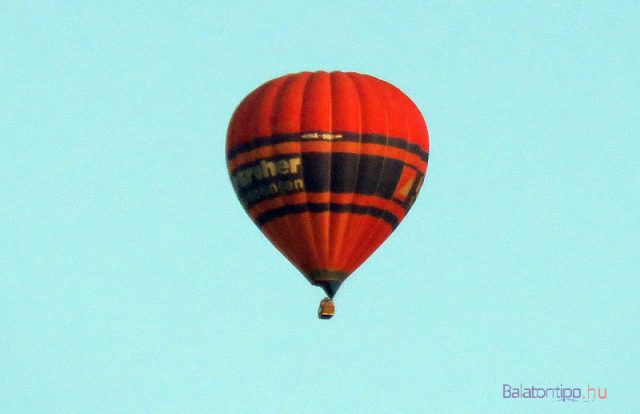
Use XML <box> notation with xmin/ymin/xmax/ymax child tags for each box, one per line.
<box><xmin>318</xmin><ymin>297</ymin><xmax>335</xmax><ymax>319</ymax></box>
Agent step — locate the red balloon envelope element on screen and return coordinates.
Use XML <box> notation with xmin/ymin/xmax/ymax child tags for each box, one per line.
<box><xmin>226</xmin><ymin>71</ymin><xmax>429</xmax><ymax>304</ymax></box>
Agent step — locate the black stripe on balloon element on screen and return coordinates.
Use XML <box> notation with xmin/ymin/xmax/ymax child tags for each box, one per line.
<box><xmin>256</xmin><ymin>203</ymin><xmax>399</xmax><ymax>228</ymax></box>
<box><xmin>226</xmin><ymin>132</ymin><xmax>429</xmax><ymax>162</ymax></box>
<box><xmin>230</xmin><ymin>152</ymin><xmax>404</xmax><ymax>209</ymax></box>
<box><xmin>303</xmin><ymin>152</ymin><xmax>403</xmax><ymax>197</ymax></box>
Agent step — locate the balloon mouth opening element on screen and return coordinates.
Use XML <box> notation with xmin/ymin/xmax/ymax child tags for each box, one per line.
<box><xmin>314</xmin><ymin>280</ymin><xmax>342</xmax><ymax>298</ymax></box>
<box><xmin>307</xmin><ymin>270</ymin><xmax>348</xmax><ymax>298</ymax></box>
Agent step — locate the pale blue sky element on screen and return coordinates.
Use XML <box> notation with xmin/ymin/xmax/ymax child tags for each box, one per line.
<box><xmin>1</xmin><ymin>2</ymin><xmax>638</xmax><ymax>413</ymax></box>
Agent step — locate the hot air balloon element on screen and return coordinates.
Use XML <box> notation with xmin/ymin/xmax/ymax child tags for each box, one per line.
<box><xmin>226</xmin><ymin>71</ymin><xmax>429</xmax><ymax>318</ymax></box>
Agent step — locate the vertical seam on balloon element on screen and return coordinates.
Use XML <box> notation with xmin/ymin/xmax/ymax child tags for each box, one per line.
<box><xmin>235</xmin><ymin>81</ymin><xmax>274</xmax><ymax>211</ymax></box>
<box><xmin>226</xmin><ymin>89</ymin><xmax>253</xmax><ymax>155</ymax></box>
<box><xmin>326</xmin><ymin>73</ymin><xmax>353</xmax><ymax>268</ymax></box>
<box><xmin>339</xmin><ymin>72</ymin><xmax>364</xmax><ymax>272</ymax></box>
<box><xmin>324</xmin><ymin>72</ymin><xmax>333</xmax><ymax>269</ymax></box>
<box><xmin>345</xmin><ymin>75</ymin><xmax>391</xmax><ymax>272</ymax></box>
<box><xmin>228</xmin><ymin>86</ymin><xmax>265</xmax><ymax>162</ymax></box>
<box><xmin>370</xmin><ymin>76</ymin><xmax>391</xmax><ymax>207</ymax></box>
<box><xmin>264</xmin><ymin>74</ymin><xmax>306</xmax><ymax>271</ymax></box>
<box><xmin>400</xmin><ymin>94</ymin><xmax>419</xmax><ymax>208</ymax></box>
<box><xmin>298</xmin><ymin>72</ymin><xmax>322</xmax><ymax>271</ymax></box>
<box><xmin>350</xmin><ymin>82</ymin><xmax>411</xmax><ymax>270</ymax></box>
<box><xmin>336</xmin><ymin>75</ymin><xmax>389</xmax><ymax>274</ymax></box>
<box><xmin>358</xmin><ymin>76</ymin><xmax>392</xmax><ymax>268</ymax></box>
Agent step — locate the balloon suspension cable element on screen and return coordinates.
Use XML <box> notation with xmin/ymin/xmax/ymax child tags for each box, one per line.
<box><xmin>318</xmin><ymin>297</ymin><xmax>335</xmax><ymax>320</ymax></box>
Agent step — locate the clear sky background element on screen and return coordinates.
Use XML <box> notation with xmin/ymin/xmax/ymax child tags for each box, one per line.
<box><xmin>1</xmin><ymin>2</ymin><xmax>638</xmax><ymax>413</ymax></box>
